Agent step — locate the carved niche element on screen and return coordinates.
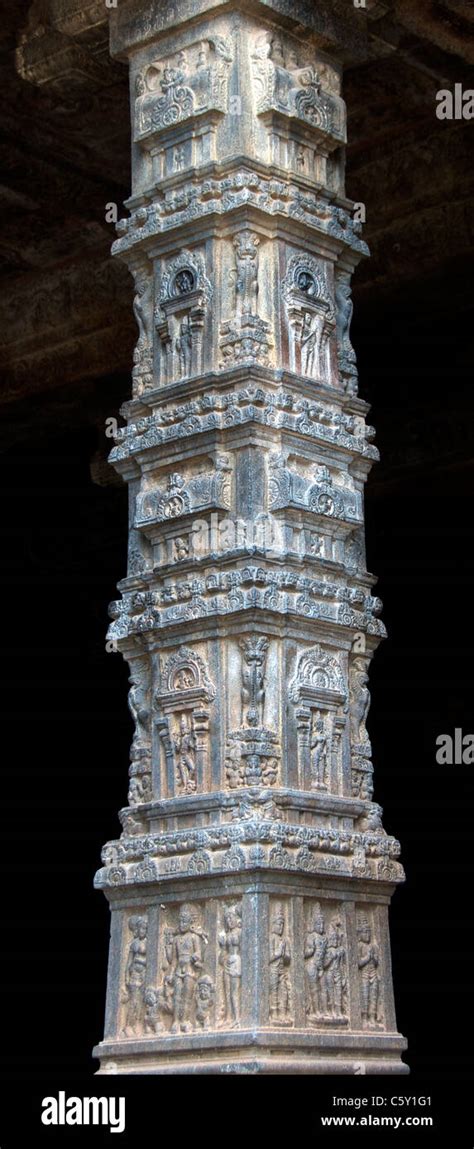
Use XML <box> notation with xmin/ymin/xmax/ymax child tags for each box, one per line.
<box><xmin>220</xmin><ymin>230</ymin><xmax>273</xmax><ymax>367</ymax></box>
<box><xmin>155</xmin><ymin>646</ymin><xmax>216</xmax><ymax>796</ymax></box>
<box><xmin>289</xmin><ymin>646</ymin><xmax>347</xmax><ymax>792</ymax></box>
<box><xmin>134</xmin><ymin>37</ymin><xmax>233</xmax><ymax>145</ymax></box>
<box><xmin>225</xmin><ymin>636</ymin><xmax>280</xmax><ymax>788</ymax></box>
<box><xmin>282</xmin><ymin>254</ymin><xmax>335</xmax><ymax>382</ymax></box>
<box><xmin>154</xmin><ymin>249</ymin><xmax>213</xmax><ymax>384</ymax></box>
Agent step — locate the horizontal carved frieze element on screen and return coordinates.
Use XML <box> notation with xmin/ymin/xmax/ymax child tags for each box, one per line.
<box><xmin>113</xmin><ymin>170</ymin><xmax>368</xmax><ymax>258</ymax></box>
<box><xmin>109</xmin><ymin>389</ymin><xmax>377</xmax><ymax>466</ymax></box>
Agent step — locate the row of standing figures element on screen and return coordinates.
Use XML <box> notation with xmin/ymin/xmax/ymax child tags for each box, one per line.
<box><xmin>120</xmin><ymin>906</ymin><xmax>382</xmax><ymax>1037</ymax></box>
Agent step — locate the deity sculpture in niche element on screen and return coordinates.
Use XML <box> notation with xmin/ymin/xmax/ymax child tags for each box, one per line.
<box><xmin>173</xmin><ymin>712</ymin><xmax>197</xmax><ymax>793</ymax></box>
<box><xmin>290</xmin><ymin>647</ymin><xmax>346</xmax><ymax>793</ymax></box>
<box><xmin>218</xmin><ymin>904</ymin><xmax>242</xmax><ymax>1028</ymax></box>
<box><xmin>162</xmin><ymin>904</ymin><xmax>208</xmax><ymax>1034</ymax></box>
<box><xmin>357</xmin><ymin>914</ymin><xmax>382</xmax><ymax>1027</ymax></box>
<box><xmin>269</xmin><ymin>905</ymin><xmax>292</xmax><ymax>1023</ymax></box>
<box><xmin>121</xmin><ymin>915</ymin><xmax>148</xmax><ymax>1037</ymax></box>
<box><xmin>155</xmin><ymin>249</ymin><xmax>212</xmax><ymax>384</ymax></box>
<box><xmin>220</xmin><ymin>230</ymin><xmax>272</xmax><ymax>366</ymax></box>
<box><xmin>155</xmin><ymin>646</ymin><xmax>215</xmax><ymax>797</ymax></box>
<box><xmin>282</xmin><ymin>254</ymin><xmax>335</xmax><ymax>381</ymax></box>
<box><xmin>310</xmin><ymin>711</ymin><xmax>329</xmax><ymax>789</ymax></box>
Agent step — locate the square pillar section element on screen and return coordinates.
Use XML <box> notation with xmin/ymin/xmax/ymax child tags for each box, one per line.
<box><xmin>94</xmin><ymin>0</ymin><xmax>408</xmax><ymax>1075</ymax></box>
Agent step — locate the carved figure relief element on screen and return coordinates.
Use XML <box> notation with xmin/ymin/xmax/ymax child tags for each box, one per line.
<box><xmin>135</xmin><ymin>37</ymin><xmax>233</xmax><ymax>142</ymax></box>
<box><xmin>240</xmin><ymin>635</ymin><xmax>268</xmax><ymax>727</ymax></box>
<box><xmin>304</xmin><ymin>903</ymin><xmax>348</xmax><ymax>1023</ymax></box>
<box><xmin>218</xmin><ymin>904</ymin><xmax>242</xmax><ymax>1027</ymax></box>
<box><xmin>349</xmin><ymin>656</ymin><xmax>372</xmax><ymax>756</ymax></box>
<box><xmin>220</xmin><ymin>230</ymin><xmax>272</xmax><ymax>366</ymax></box>
<box><xmin>155</xmin><ymin>646</ymin><xmax>215</xmax><ymax>797</ymax></box>
<box><xmin>162</xmin><ymin>904</ymin><xmax>209</xmax><ymax>1033</ymax></box>
<box><xmin>310</xmin><ymin>711</ymin><xmax>330</xmax><ymax>789</ymax></box>
<box><xmin>335</xmin><ymin>270</ymin><xmax>358</xmax><ymax>394</ymax></box>
<box><xmin>269</xmin><ymin>905</ymin><xmax>292</xmax><ymax>1024</ymax></box>
<box><xmin>173</xmin><ymin>712</ymin><xmax>197</xmax><ymax>793</ymax></box>
<box><xmin>132</xmin><ymin>266</ymin><xmax>154</xmax><ymax>396</ymax></box>
<box><xmin>127</xmin><ymin>658</ymin><xmax>152</xmax><ymax>806</ymax></box>
<box><xmin>155</xmin><ymin>249</ymin><xmax>212</xmax><ymax>383</ymax></box>
<box><xmin>282</xmin><ymin>255</ymin><xmax>335</xmax><ymax>381</ymax></box>
<box><xmin>121</xmin><ymin>915</ymin><xmax>148</xmax><ymax>1037</ymax></box>
<box><xmin>357</xmin><ymin>913</ymin><xmax>383</xmax><ymax>1028</ymax></box>
<box><xmin>290</xmin><ymin>646</ymin><xmax>346</xmax><ymax>793</ymax></box>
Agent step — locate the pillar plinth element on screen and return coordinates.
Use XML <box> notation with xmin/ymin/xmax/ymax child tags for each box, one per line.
<box><xmin>94</xmin><ymin>0</ymin><xmax>408</xmax><ymax>1075</ymax></box>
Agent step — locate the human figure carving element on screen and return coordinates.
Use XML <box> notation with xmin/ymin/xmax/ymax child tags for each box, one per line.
<box><xmin>176</xmin><ymin>316</ymin><xmax>193</xmax><ymax>376</ymax></box>
<box><xmin>195</xmin><ymin>975</ymin><xmax>215</xmax><ymax>1029</ymax></box>
<box><xmin>218</xmin><ymin>905</ymin><xmax>242</xmax><ymax>1027</ymax></box>
<box><xmin>310</xmin><ymin>712</ymin><xmax>329</xmax><ymax>789</ymax></box>
<box><xmin>325</xmin><ymin>919</ymin><xmax>347</xmax><ymax>1018</ymax></box>
<box><xmin>269</xmin><ymin>907</ymin><xmax>291</xmax><ymax>1021</ymax></box>
<box><xmin>357</xmin><ymin>916</ymin><xmax>381</xmax><ymax>1026</ymax></box>
<box><xmin>174</xmin><ymin>714</ymin><xmax>197</xmax><ymax>792</ymax></box>
<box><xmin>132</xmin><ymin>272</ymin><xmax>154</xmax><ymax>350</ymax></box>
<box><xmin>128</xmin><ymin>664</ymin><xmax>149</xmax><ymax>752</ymax></box>
<box><xmin>301</xmin><ymin>312</ymin><xmax>318</xmax><ymax>377</ymax></box>
<box><xmin>350</xmin><ymin>658</ymin><xmax>371</xmax><ymax>747</ymax></box>
<box><xmin>232</xmin><ymin>231</ymin><xmax>260</xmax><ymax>317</ymax></box>
<box><xmin>304</xmin><ymin>904</ymin><xmax>329</xmax><ymax>1017</ymax></box>
<box><xmin>165</xmin><ymin>904</ymin><xmax>207</xmax><ymax>1033</ymax></box>
<box><xmin>122</xmin><ymin>916</ymin><xmax>148</xmax><ymax>1036</ymax></box>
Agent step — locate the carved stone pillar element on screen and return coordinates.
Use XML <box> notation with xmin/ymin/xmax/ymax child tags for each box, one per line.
<box><xmin>94</xmin><ymin>0</ymin><xmax>407</xmax><ymax>1075</ymax></box>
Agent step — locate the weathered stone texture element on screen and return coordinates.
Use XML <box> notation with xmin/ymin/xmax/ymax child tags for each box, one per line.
<box><xmin>93</xmin><ymin>0</ymin><xmax>408</xmax><ymax>1074</ymax></box>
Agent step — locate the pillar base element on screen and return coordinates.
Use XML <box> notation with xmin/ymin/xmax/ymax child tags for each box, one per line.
<box><xmin>94</xmin><ymin>1029</ymin><xmax>408</xmax><ymax>1075</ymax></box>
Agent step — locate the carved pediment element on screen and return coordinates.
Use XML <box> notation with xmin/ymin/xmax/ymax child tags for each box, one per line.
<box><xmin>251</xmin><ymin>36</ymin><xmax>345</xmax><ymax>148</ymax></box>
<box><xmin>289</xmin><ymin>646</ymin><xmax>346</xmax><ymax>706</ymax></box>
<box><xmin>135</xmin><ymin>37</ymin><xmax>233</xmax><ymax>143</ymax></box>
<box><xmin>268</xmin><ymin>456</ymin><xmax>360</xmax><ymax>523</ymax></box>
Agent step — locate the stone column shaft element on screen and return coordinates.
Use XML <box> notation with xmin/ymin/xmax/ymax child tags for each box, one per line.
<box><xmin>94</xmin><ymin>0</ymin><xmax>407</xmax><ymax>1075</ymax></box>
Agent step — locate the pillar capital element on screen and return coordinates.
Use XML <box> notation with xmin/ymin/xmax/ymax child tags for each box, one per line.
<box><xmin>110</xmin><ymin>0</ymin><xmax>369</xmax><ymax>63</ymax></box>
